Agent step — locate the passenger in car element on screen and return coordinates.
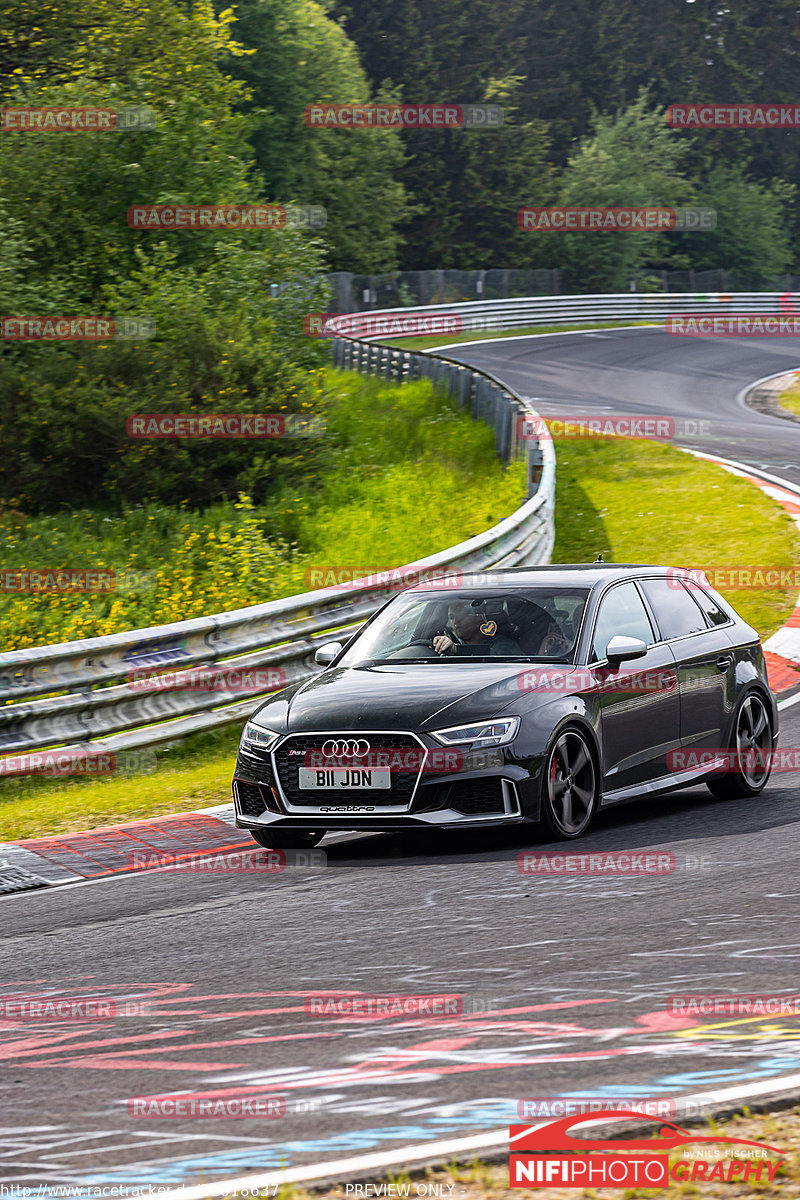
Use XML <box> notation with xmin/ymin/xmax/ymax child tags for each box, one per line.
<box><xmin>505</xmin><ymin>597</ymin><xmax>571</xmax><ymax>657</ymax></box>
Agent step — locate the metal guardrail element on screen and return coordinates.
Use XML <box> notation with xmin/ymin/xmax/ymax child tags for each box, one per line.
<box><xmin>326</xmin><ymin>270</ymin><xmax>800</xmax><ymax>312</ymax></box>
<box><xmin>322</xmin><ymin>291</ymin><xmax>799</xmax><ymax>336</ymax></box>
<box><xmin>0</xmin><ymin>335</ymin><xmax>555</xmax><ymax>764</ymax></box>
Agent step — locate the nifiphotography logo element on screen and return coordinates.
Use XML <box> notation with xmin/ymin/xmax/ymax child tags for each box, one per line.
<box><xmin>509</xmin><ymin>1111</ymin><xmax>784</xmax><ymax>1188</ymax></box>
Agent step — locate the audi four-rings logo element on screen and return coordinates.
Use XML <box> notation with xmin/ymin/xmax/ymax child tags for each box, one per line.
<box><xmin>321</xmin><ymin>738</ymin><xmax>371</xmax><ymax>757</ymax></box>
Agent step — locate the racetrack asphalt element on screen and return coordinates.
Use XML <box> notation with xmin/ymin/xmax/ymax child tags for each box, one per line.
<box><xmin>3</xmin><ymin>328</ymin><xmax>800</xmax><ymax>1190</ymax></box>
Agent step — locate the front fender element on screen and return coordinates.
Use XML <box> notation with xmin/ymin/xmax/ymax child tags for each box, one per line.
<box><xmin>507</xmin><ymin>696</ymin><xmax>603</xmax><ymax>819</ymax></box>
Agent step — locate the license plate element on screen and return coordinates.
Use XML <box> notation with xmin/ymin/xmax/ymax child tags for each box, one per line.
<box><xmin>298</xmin><ymin>767</ymin><xmax>392</xmax><ymax>790</ymax></box>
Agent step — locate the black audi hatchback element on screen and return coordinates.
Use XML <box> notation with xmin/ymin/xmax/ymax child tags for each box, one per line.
<box><xmin>232</xmin><ymin>565</ymin><xmax>779</xmax><ymax>846</ymax></box>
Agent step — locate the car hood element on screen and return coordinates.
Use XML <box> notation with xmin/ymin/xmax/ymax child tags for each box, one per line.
<box><xmin>251</xmin><ymin>662</ymin><xmax>533</xmax><ymax>733</ymax></box>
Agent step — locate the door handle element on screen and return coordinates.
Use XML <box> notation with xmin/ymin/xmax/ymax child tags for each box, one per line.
<box><xmin>715</xmin><ymin>655</ymin><xmax>732</xmax><ymax>671</ymax></box>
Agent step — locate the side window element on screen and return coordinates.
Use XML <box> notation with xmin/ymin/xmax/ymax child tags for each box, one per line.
<box><xmin>591</xmin><ymin>582</ymin><xmax>656</xmax><ymax>662</ymax></box>
<box><xmin>683</xmin><ymin>581</ymin><xmax>729</xmax><ymax>627</ymax></box>
<box><xmin>640</xmin><ymin>578</ymin><xmax>708</xmax><ymax>640</ymax></box>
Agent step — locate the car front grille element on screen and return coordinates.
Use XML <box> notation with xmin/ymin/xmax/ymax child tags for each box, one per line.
<box><xmin>445</xmin><ymin>778</ymin><xmax>506</xmax><ymax>815</ymax></box>
<box><xmin>274</xmin><ymin>733</ymin><xmax>424</xmax><ymax>809</ymax></box>
<box><xmin>235</xmin><ymin>781</ymin><xmax>267</xmax><ymax>817</ymax></box>
<box><xmin>234</xmin><ymin>768</ymin><xmax>282</xmax><ymax>817</ymax></box>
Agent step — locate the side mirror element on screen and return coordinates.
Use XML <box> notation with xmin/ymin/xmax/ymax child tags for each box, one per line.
<box><xmin>315</xmin><ymin>641</ymin><xmax>343</xmax><ymax>667</ymax></box>
<box><xmin>605</xmin><ymin>635</ymin><xmax>647</xmax><ymax>665</ymax></box>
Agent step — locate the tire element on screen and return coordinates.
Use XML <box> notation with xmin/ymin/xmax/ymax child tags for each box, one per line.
<box><xmin>706</xmin><ymin>690</ymin><xmax>773</xmax><ymax>800</ymax></box>
<box><xmin>540</xmin><ymin>725</ymin><xmax>599</xmax><ymax>839</ymax></box>
<box><xmin>250</xmin><ymin>828</ymin><xmax>325</xmax><ymax>849</ymax></box>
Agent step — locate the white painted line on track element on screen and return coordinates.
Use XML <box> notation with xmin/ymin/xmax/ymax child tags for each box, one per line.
<box><xmin>159</xmin><ymin>1074</ymin><xmax>800</xmax><ymax>1199</ymax></box>
<box><xmin>426</xmin><ymin>324</ymin><xmax>660</xmax><ymax>353</ymax></box>
<box><xmin>685</xmin><ymin>447</ymin><xmax>800</xmax><ymax>497</ymax></box>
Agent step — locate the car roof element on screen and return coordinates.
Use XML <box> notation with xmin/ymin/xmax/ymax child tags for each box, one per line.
<box><xmin>407</xmin><ymin>564</ymin><xmax>693</xmax><ymax>592</ymax></box>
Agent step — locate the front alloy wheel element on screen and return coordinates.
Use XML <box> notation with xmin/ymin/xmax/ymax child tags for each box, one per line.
<box><xmin>541</xmin><ymin>726</ymin><xmax>598</xmax><ymax>839</ymax></box>
<box><xmin>707</xmin><ymin>691</ymin><xmax>773</xmax><ymax>800</ymax></box>
<box><xmin>250</xmin><ymin>828</ymin><xmax>325</xmax><ymax>850</ymax></box>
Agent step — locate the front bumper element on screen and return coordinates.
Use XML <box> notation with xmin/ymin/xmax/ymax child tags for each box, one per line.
<box><xmin>232</xmin><ymin>728</ymin><xmax>537</xmax><ymax>830</ymax></box>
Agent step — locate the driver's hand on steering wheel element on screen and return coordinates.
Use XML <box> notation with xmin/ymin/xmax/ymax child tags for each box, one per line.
<box><xmin>433</xmin><ymin>634</ymin><xmax>455</xmax><ymax>655</ymax></box>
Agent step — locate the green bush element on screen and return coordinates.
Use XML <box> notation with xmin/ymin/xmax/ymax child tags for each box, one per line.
<box><xmin>0</xmin><ymin>242</ymin><xmax>330</xmax><ymax>510</ymax></box>
<box><xmin>0</xmin><ymin>369</ymin><xmax>526</xmax><ymax>649</ymax></box>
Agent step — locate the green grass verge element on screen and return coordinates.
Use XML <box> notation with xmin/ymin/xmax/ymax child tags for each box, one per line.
<box><xmin>0</xmin><ymin>367</ymin><xmax>524</xmax><ymax>651</ymax></box>
<box><xmin>382</xmin><ymin>319</ymin><xmax>657</xmax><ymax>352</ymax></box>
<box><xmin>552</xmin><ymin>433</ymin><xmax>800</xmax><ymax>636</ymax></box>
<box><xmin>0</xmin><ymin>727</ymin><xmax>242</xmax><ymax>842</ymax></box>
<box><xmin>3</xmin><ymin>429</ymin><xmax>798</xmax><ymax>842</ymax></box>
<box><xmin>777</xmin><ymin>376</ymin><xmax>800</xmax><ymax>418</ymax></box>
<box><xmin>252</xmin><ymin>1105</ymin><xmax>799</xmax><ymax>1200</ymax></box>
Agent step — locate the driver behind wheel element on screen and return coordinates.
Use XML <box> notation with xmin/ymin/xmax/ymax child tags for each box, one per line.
<box><xmin>433</xmin><ymin>601</ymin><xmax>521</xmax><ymax>656</ymax></box>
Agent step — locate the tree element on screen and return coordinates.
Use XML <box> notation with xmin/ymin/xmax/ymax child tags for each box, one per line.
<box><xmin>328</xmin><ymin>0</ymin><xmax>552</xmax><ymax>267</ymax></box>
<box><xmin>396</xmin><ymin>79</ymin><xmax>554</xmax><ymax>268</ymax></box>
<box><xmin>552</xmin><ymin>92</ymin><xmax>693</xmax><ymax>292</ymax></box>
<box><xmin>687</xmin><ymin>162</ymin><xmax>794</xmax><ymax>285</ymax></box>
<box><xmin>0</xmin><ymin>0</ymin><xmax>265</xmax><ymax>303</ymax></box>
<box><xmin>0</xmin><ymin>0</ymin><xmax>332</xmax><ymax>514</ymax></box>
<box><xmin>227</xmin><ymin>0</ymin><xmax>407</xmax><ymax>272</ymax></box>
<box><xmin>0</xmin><ymin>0</ymin><xmax>248</xmax><ymax>108</ymax></box>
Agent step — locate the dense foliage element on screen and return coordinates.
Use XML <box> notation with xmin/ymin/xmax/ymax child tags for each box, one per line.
<box><xmin>0</xmin><ymin>371</ymin><xmax>525</xmax><ymax>649</ymax></box>
<box><xmin>331</xmin><ymin>0</ymin><xmax>800</xmax><ymax>276</ymax></box>
<box><xmin>0</xmin><ymin>0</ymin><xmax>798</xmax><ymax>523</ymax></box>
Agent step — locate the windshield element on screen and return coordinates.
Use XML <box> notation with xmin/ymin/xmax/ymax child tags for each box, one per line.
<box><xmin>337</xmin><ymin>587</ymin><xmax>590</xmax><ymax>666</ymax></box>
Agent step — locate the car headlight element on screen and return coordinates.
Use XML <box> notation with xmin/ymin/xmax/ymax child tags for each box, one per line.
<box><xmin>432</xmin><ymin>717</ymin><xmax>520</xmax><ymax>749</ymax></box>
<box><xmin>240</xmin><ymin>719</ymin><xmax>281</xmax><ymax>754</ymax></box>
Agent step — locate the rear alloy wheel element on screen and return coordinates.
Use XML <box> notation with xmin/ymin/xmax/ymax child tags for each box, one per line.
<box><xmin>707</xmin><ymin>691</ymin><xmax>773</xmax><ymax>800</ymax></box>
<box><xmin>541</xmin><ymin>726</ymin><xmax>599</xmax><ymax>839</ymax></box>
<box><xmin>250</xmin><ymin>828</ymin><xmax>325</xmax><ymax>850</ymax></box>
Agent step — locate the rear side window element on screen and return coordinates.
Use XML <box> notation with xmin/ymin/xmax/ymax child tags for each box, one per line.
<box><xmin>640</xmin><ymin>578</ymin><xmax>708</xmax><ymax>640</ymax></box>
<box><xmin>591</xmin><ymin>581</ymin><xmax>656</xmax><ymax>661</ymax></box>
<box><xmin>683</xmin><ymin>580</ymin><xmax>729</xmax><ymax>627</ymax></box>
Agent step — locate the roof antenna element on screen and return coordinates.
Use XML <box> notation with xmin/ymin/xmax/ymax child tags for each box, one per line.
<box><xmin>594</xmin><ymin>553</ymin><xmax>604</xmax><ymax>563</ymax></box>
